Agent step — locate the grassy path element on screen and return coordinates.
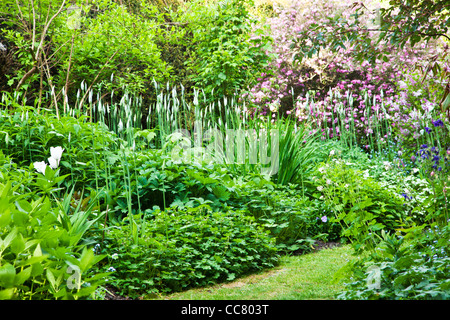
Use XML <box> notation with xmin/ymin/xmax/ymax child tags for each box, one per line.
<box><xmin>157</xmin><ymin>244</ymin><xmax>354</xmax><ymax>300</ymax></box>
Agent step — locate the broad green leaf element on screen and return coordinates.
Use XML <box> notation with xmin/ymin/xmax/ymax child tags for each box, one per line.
<box><xmin>15</xmin><ymin>199</ymin><xmax>32</xmax><ymax>214</ymax></box>
<box><xmin>17</xmin><ymin>255</ymin><xmax>47</xmax><ymax>268</ymax></box>
<box><xmin>46</xmin><ymin>268</ymin><xmax>64</xmax><ymax>292</ymax></box>
<box><xmin>10</xmin><ymin>232</ymin><xmax>25</xmax><ymax>254</ymax></box>
<box><xmin>0</xmin><ymin>288</ymin><xmax>15</xmax><ymax>300</ymax></box>
<box><xmin>12</xmin><ymin>210</ymin><xmax>28</xmax><ymax>227</ymax></box>
<box><xmin>0</xmin><ymin>209</ymin><xmax>11</xmax><ymax>228</ymax></box>
<box><xmin>14</xmin><ymin>266</ymin><xmax>31</xmax><ymax>286</ymax></box>
<box><xmin>1</xmin><ymin>227</ymin><xmax>18</xmax><ymax>252</ymax></box>
<box><xmin>0</xmin><ymin>263</ymin><xmax>16</xmax><ymax>288</ymax></box>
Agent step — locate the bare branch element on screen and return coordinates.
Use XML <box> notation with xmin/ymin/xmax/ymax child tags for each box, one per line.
<box><xmin>34</xmin><ymin>0</ymin><xmax>66</xmax><ymax>62</ymax></box>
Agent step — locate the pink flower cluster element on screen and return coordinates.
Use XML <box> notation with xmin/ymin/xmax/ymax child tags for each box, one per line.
<box><xmin>244</xmin><ymin>0</ymin><xmax>448</xmax><ymax>145</ymax></box>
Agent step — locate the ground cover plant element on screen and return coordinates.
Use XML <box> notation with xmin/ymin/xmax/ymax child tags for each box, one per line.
<box><xmin>0</xmin><ymin>0</ymin><xmax>449</xmax><ymax>300</ymax></box>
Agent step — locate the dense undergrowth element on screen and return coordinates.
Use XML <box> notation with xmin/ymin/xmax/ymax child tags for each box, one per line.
<box><xmin>0</xmin><ymin>0</ymin><xmax>449</xmax><ymax>300</ymax></box>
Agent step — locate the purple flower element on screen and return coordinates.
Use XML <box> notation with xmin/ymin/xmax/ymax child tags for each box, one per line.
<box><xmin>425</xmin><ymin>127</ymin><xmax>431</xmax><ymax>133</ymax></box>
<box><xmin>321</xmin><ymin>216</ymin><xmax>328</xmax><ymax>223</ymax></box>
<box><xmin>401</xmin><ymin>193</ymin><xmax>412</xmax><ymax>200</ymax></box>
<box><xmin>432</xmin><ymin>119</ymin><xmax>444</xmax><ymax>127</ymax></box>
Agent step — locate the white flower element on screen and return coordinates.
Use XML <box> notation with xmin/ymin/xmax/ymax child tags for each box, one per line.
<box><xmin>398</xmin><ymin>80</ymin><xmax>408</xmax><ymax>89</ymax></box>
<box><xmin>317</xmin><ymin>186</ymin><xmax>324</xmax><ymax>191</ymax></box>
<box><xmin>329</xmin><ymin>150</ymin><xmax>335</xmax><ymax>156</ymax></box>
<box><xmin>50</xmin><ymin>146</ymin><xmax>64</xmax><ymax>161</ymax></box>
<box><xmin>33</xmin><ymin>161</ymin><xmax>47</xmax><ymax>174</ymax></box>
<box><xmin>326</xmin><ymin>179</ymin><xmax>332</xmax><ymax>185</ymax></box>
<box><xmin>412</xmin><ymin>90</ymin><xmax>422</xmax><ymax>97</ymax></box>
<box><xmin>34</xmin><ymin>146</ymin><xmax>64</xmax><ymax>174</ymax></box>
<box><xmin>48</xmin><ymin>157</ymin><xmax>58</xmax><ymax>169</ymax></box>
<box><xmin>49</xmin><ymin>146</ymin><xmax>64</xmax><ymax>168</ymax></box>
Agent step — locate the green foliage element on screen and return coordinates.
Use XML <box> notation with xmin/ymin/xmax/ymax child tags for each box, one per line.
<box><xmin>108</xmin><ymin>149</ymin><xmax>237</xmax><ymax>217</ymax></box>
<box><xmin>276</xmin><ymin>119</ymin><xmax>320</xmax><ymax>185</ymax></box>
<box><xmin>0</xmin><ymin>165</ymin><xmax>106</xmax><ymax>299</ymax></box>
<box><xmin>378</xmin><ymin>0</ymin><xmax>450</xmax><ymax>49</ymax></box>
<box><xmin>313</xmin><ymin>154</ymin><xmax>406</xmax><ymax>253</ymax></box>
<box><xmin>0</xmin><ymin>0</ymin><xmax>68</xmax><ymax>95</ymax></box>
<box><xmin>107</xmin><ymin>141</ymin><xmax>334</xmax><ymax>254</ymax></box>
<box><xmin>228</xmin><ymin>178</ymin><xmax>319</xmax><ymax>251</ymax></box>
<box><xmin>99</xmin><ymin>205</ymin><xmax>279</xmax><ymax>297</ymax></box>
<box><xmin>0</xmin><ymin>98</ymin><xmax>121</xmax><ymax>191</ymax></box>
<box><xmin>336</xmin><ymin>226</ymin><xmax>450</xmax><ymax>300</ymax></box>
<box><xmin>54</xmin><ymin>0</ymin><xmax>170</xmax><ymax>99</ymax></box>
<box><xmin>182</xmin><ymin>0</ymin><xmax>273</xmax><ymax>104</ymax></box>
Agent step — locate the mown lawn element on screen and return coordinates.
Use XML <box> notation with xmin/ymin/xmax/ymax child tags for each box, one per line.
<box><xmin>156</xmin><ymin>244</ymin><xmax>354</xmax><ymax>300</ymax></box>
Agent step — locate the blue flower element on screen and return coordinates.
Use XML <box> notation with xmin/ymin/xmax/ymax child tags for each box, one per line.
<box><xmin>421</xmin><ymin>144</ymin><xmax>428</xmax><ymax>149</ymax></box>
<box><xmin>425</xmin><ymin>126</ymin><xmax>431</xmax><ymax>133</ymax></box>
<box><xmin>432</xmin><ymin>119</ymin><xmax>444</xmax><ymax>127</ymax></box>
<box><xmin>401</xmin><ymin>193</ymin><xmax>412</xmax><ymax>200</ymax></box>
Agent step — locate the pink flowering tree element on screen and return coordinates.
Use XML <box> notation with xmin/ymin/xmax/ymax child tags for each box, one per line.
<box><xmin>243</xmin><ymin>0</ymin><xmax>449</xmax><ymax>150</ymax></box>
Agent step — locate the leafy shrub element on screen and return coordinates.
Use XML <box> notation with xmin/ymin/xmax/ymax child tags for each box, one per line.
<box><xmin>0</xmin><ymin>102</ymin><xmax>121</xmax><ymax>191</ymax></box>
<box><xmin>181</xmin><ymin>0</ymin><xmax>273</xmax><ymax>104</ymax></box>
<box><xmin>226</xmin><ymin>176</ymin><xmax>342</xmax><ymax>251</ymax></box>
<box><xmin>336</xmin><ymin>226</ymin><xmax>450</xmax><ymax>300</ymax></box>
<box><xmin>54</xmin><ymin>0</ymin><xmax>170</xmax><ymax>101</ymax></box>
<box><xmin>244</xmin><ymin>0</ymin><xmax>448</xmax><ymax>152</ymax></box>
<box><xmin>0</xmin><ymin>164</ymin><xmax>106</xmax><ymax>299</ymax></box>
<box><xmin>228</xmin><ymin>179</ymin><xmax>309</xmax><ymax>248</ymax></box>
<box><xmin>312</xmin><ymin>154</ymin><xmax>407</xmax><ymax>252</ymax></box>
<box><xmin>99</xmin><ymin>205</ymin><xmax>279</xmax><ymax>297</ymax></box>
<box><xmin>108</xmin><ymin>149</ymin><xmax>237</xmax><ymax>218</ymax></box>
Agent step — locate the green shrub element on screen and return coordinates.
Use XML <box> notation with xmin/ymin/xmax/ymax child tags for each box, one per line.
<box><xmin>312</xmin><ymin>155</ymin><xmax>407</xmax><ymax>253</ymax></box>
<box><xmin>181</xmin><ymin>0</ymin><xmax>273</xmax><ymax>104</ymax></box>
<box><xmin>0</xmin><ymin>103</ymin><xmax>122</xmax><ymax>191</ymax></box>
<box><xmin>227</xmin><ymin>177</ymin><xmax>343</xmax><ymax>251</ymax></box>
<box><xmin>99</xmin><ymin>205</ymin><xmax>279</xmax><ymax>297</ymax></box>
<box><xmin>108</xmin><ymin>149</ymin><xmax>237</xmax><ymax>217</ymax></box>
<box><xmin>0</xmin><ymin>165</ymin><xmax>106</xmax><ymax>299</ymax></box>
<box><xmin>336</xmin><ymin>226</ymin><xmax>450</xmax><ymax>300</ymax></box>
<box><xmin>53</xmin><ymin>0</ymin><xmax>170</xmax><ymax>100</ymax></box>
